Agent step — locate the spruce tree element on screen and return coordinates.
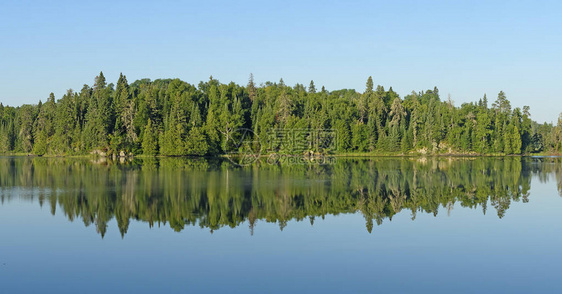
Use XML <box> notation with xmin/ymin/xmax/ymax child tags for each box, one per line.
<box><xmin>142</xmin><ymin>119</ymin><xmax>158</xmax><ymax>155</ymax></box>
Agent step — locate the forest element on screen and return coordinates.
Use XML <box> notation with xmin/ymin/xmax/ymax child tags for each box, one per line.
<box><xmin>1</xmin><ymin>72</ymin><xmax>562</xmax><ymax>156</ymax></box>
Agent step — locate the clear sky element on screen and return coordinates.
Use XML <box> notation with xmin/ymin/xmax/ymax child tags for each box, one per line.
<box><xmin>0</xmin><ymin>0</ymin><xmax>560</xmax><ymax>123</ymax></box>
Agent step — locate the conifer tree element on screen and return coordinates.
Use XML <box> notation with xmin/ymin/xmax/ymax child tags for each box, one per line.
<box><xmin>308</xmin><ymin>80</ymin><xmax>316</xmax><ymax>94</ymax></box>
<box><xmin>142</xmin><ymin>119</ymin><xmax>158</xmax><ymax>155</ymax></box>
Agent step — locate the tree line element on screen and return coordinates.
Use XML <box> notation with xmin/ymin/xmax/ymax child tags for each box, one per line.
<box><xmin>1</xmin><ymin>72</ymin><xmax>562</xmax><ymax>156</ymax></box>
<box><xmin>2</xmin><ymin>157</ymin><xmax>560</xmax><ymax>238</ymax></box>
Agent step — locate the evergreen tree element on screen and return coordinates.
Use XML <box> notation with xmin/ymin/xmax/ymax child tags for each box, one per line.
<box><xmin>510</xmin><ymin>125</ymin><xmax>522</xmax><ymax>154</ymax></box>
<box><xmin>16</xmin><ymin>104</ymin><xmax>36</xmax><ymax>153</ymax></box>
<box><xmin>52</xmin><ymin>90</ymin><xmax>78</xmax><ymax>153</ymax></box>
<box><xmin>185</xmin><ymin>126</ymin><xmax>208</xmax><ymax>156</ymax></box>
<box><xmin>475</xmin><ymin>110</ymin><xmax>492</xmax><ymax>153</ymax></box>
<box><xmin>32</xmin><ymin>93</ymin><xmax>56</xmax><ymax>155</ymax></box>
<box><xmin>247</xmin><ymin>73</ymin><xmax>257</xmax><ymax>102</ymax></box>
<box><xmin>308</xmin><ymin>80</ymin><xmax>316</xmax><ymax>94</ymax></box>
<box><xmin>335</xmin><ymin>119</ymin><xmax>351</xmax><ymax>152</ymax></box>
<box><xmin>142</xmin><ymin>119</ymin><xmax>158</xmax><ymax>155</ymax></box>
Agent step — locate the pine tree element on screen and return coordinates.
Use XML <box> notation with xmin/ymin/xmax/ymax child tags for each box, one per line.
<box><xmin>366</xmin><ymin>76</ymin><xmax>374</xmax><ymax>94</ymax></box>
<box><xmin>83</xmin><ymin>72</ymin><xmax>113</xmax><ymax>150</ymax></box>
<box><xmin>0</xmin><ymin>122</ymin><xmax>11</xmax><ymax>153</ymax></box>
<box><xmin>51</xmin><ymin>90</ymin><xmax>78</xmax><ymax>153</ymax></box>
<box><xmin>185</xmin><ymin>126</ymin><xmax>208</xmax><ymax>156</ymax></box>
<box><xmin>520</xmin><ymin>106</ymin><xmax>532</xmax><ymax>153</ymax></box>
<box><xmin>357</xmin><ymin>77</ymin><xmax>374</xmax><ymax>123</ymax></box>
<box><xmin>475</xmin><ymin>110</ymin><xmax>491</xmax><ymax>153</ymax></box>
<box><xmin>504</xmin><ymin>124</ymin><xmax>513</xmax><ymax>154</ymax></box>
<box><xmin>142</xmin><ymin>119</ymin><xmax>158</xmax><ymax>155</ymax></box>
<box><xmin>511</xmin><ymin>125</ymin><xmax>522</xmax><ymax>154</ymax></box>
<box><xmin>16</xmin><ymin>104</ymin><xmax>36</xmax><ymax>153</ymax></box>
<box><xmin>276</xmin><ymin>88</ymin><xmax>293</xmax><ymax>126</ymax></box>
<box><xmin>32</xmin><ymin>93</ymin><xmax>56</xmax><ymax>155</ymax></box>
<box><xmin>308</xmin><ymin>80</ymin><xmax>316</xmax><ymax>94</ymax></box>
<box><xmin>351</xmin><ymin>122</ymin><xmax>369</xmax><ymax>152</ymax></box>
<box><xmin>401</xmin><ymin>125</ymin><xmax>414</xmax><ymax>153</ymax></box>
<box><xmin>112</xmin><ymin>73</ymin><xmax>136</xmax><ymax>152</ymax></box>
<box><xmin>335</xmin><ymin>119</ymin><xmax>351</xmax><ymax>152</ymax></box>
<box><xmin>204</xmin><ymin>84</ymin><xmax>221</xmax><ymax>154</ymax></box>
<box><xmin>247</xmin><ymin>73</ymin><xmax>257</xmax><ymax>102</ymax></box>
<box><xmin>388</xmin><ymin>98</ymin><xmax>406</xmax><ymax>151</ymax></box>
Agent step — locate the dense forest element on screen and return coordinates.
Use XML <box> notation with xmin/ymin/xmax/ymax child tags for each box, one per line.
<box><xmin>1</xmin><ymin>72</ymin><xmax>562</xmax><ymax>156</ymax></box>
<box><xmin>1</xmin><ymin>157</ymin><xmax>560</xmax><ymax>238</ymax></box>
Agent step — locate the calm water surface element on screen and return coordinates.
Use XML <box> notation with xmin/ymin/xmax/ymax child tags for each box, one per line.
<box><xmin>1</xmin><ymin>156</ymin><xmax>562</xmax><ymax>293</ymax></box>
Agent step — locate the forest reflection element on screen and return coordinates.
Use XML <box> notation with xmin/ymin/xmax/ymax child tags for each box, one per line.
<box><xmin>1</xmin><ymin>156</ymin><xmax>561</xmax><ymax>238</ymax></box>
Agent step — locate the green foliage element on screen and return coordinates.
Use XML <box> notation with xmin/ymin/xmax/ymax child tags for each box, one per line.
<box><xmin>351</xmin><ymin>122</ymin><xmax>369</xmax><ymax>152</ymax></box>
<box><xmin>142</xmin><ymin>119</ymin><xmax>158</xmax><ymax>155</ymax></box>
<box><xmin>0</xmin><ymin>73</ymin><xmax>559</xmax><ymax>156</ymax></box>
<box><xmin>335</xmin><ymin>119</ymin><xmax>351</xmax><ymax>152</ymax></box>
<box><xmin>185</xmin><ymin>126</ymin><xmax>208</xmax><ymax>156</ymax></box>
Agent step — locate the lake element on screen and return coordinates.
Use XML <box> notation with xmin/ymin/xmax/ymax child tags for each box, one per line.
<box><xmin>1</xmin><ymin>156</ymin><xmax>561</xmax><ymax>293</ymax></box>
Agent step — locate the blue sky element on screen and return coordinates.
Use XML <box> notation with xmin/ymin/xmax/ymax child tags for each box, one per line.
<box><xmin>0</xmin><ymin>0</ymin><xmax>560</xmax><ymax>122</ymax></box>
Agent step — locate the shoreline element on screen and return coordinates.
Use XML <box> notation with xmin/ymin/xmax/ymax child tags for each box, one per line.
<box><xmin>1</xmin><ymin>152</ymin><xmax>561</xmax><ymax>159</ymax></box>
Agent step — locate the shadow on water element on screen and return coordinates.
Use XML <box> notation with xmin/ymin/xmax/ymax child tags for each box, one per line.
<box><xmin>1</xmin><ymin>156</ymin><xmax>561</xmax><ymax>238</ymax></box>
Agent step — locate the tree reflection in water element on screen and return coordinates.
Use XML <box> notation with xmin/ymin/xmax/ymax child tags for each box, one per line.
<box><xmin>1</xmin><ymin>156</ymin><xmax>560</xmax><ymax>238</ymax></box>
